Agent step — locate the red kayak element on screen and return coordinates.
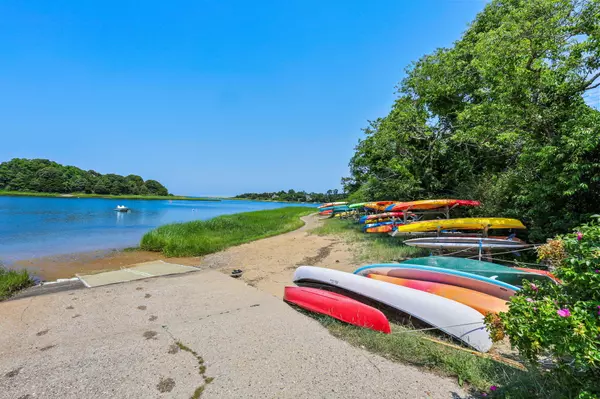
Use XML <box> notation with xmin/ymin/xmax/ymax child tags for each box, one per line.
<box><xmin>283</xmin><ymin>286</ymin><xmax>391</xmax><ymax>333</ymax></box>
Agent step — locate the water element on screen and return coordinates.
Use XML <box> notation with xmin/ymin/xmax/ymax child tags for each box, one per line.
<box><xmin>0</xmin><ymin>196</ymin><xmax>315</xmax><ymax>263</ymax></box>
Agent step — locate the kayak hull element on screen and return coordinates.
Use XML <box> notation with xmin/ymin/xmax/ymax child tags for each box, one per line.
<box><xmin>293</xmin><ymin>266</ymin><xmax>492</xmax><ymax>352</ymax></box>
<box><xmin>368</xmin><ymin>274</ymin><xmax>508</xmax><ymax>315</ymax></box>
<box><xmin>404</xmin><ymin>237</ymin><xmax>529</xmax><ymax>250</ymax></box>
<box><xmin>394</xmin><ymin>218</ymin><xmax>526</xmax><ymax>233</ymax></box>
<box><xmin>386</xmin><ymin>199</ymin><xmax>481</xmax><ymax>212</ymax></box>
<box><xmin>284</xmin><ymin>286</ymin><xmax>391</xmax><ymax>333</ymax></box>
<box><xmin>354</xmin><ymin>263</ymin><xmax>518</xmax><ymax>300</ymax></box>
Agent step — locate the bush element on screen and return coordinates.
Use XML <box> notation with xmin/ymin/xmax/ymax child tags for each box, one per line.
<box><xmin>487</xmin><ymin>217</ymin><xmax>600</xmax><ymax>398</ymax></box>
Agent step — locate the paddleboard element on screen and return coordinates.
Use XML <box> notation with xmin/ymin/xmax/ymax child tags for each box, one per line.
<box><xmin>403</xmin><ymin>236</ymin><xmax>529</xmax><ymax>250</ymax></box>
<box><xmin>368</xmin><ymin>274</ymin><xmax>509</xmax><ymax>315</ymax></box>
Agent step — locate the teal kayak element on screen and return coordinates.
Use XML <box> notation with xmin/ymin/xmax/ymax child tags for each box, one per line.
<box><xmin>402</xmin><ymin>257</ymin><xmax>554</xmax><ymax>286</ymax></box>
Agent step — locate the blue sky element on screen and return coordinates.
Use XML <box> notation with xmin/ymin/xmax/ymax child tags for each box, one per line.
<box><xmin>0</xmin><ymin>0</ymin><xmax>487</xmax><ymax>196</ymax></box>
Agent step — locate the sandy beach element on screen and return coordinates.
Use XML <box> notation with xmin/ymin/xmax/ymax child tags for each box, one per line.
<box><xmin>17</xmin><ymin>214</ymin><xmax>359</xmax><ymax>298</ymax></box>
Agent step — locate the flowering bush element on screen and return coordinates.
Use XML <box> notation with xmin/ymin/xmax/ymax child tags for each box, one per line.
<box><xmin>486</xmin><ymin>218</ymin><xmax>600</xmax><ymax>396</ymax></box>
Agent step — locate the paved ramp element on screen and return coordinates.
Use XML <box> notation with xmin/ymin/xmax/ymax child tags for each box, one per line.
<box><xmin>0</xmin><ymin>270</ymin><xmax>466</xmax><ymax>398</ymax></box>
<box><xmin>77</xmin><ymin>260</ymin><xmax>198</xmax><ymax>287</ymax></box>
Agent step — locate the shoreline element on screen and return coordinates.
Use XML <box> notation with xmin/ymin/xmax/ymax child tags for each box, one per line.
<box><xmin>0</xmin><ymin>190</ymin><xmax>220</xmax><ymax>201</ymax></box>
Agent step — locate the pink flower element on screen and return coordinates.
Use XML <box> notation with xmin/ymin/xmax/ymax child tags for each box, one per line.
<box><xmin>533</xmin><ymin>307</ymin><xmax>538</xmax><ymax>311</ymax></box>
<box><xmin>530</xmin><ymin>283</ymin><xmax>538</xmax><ymax>292</ymax></box>
<box><xmin>577</xmin><ymin>232</ymin><xmax>583</xmax><ymax>241</ymax></box>
<box><xmin>490</xmin><ymin>385</ymin><xmax>498</xmax><ymax>391</ymax></box>
<box><xmin>557</xmin><ymin>308</ymin><xmax>571</xmax><ymax>317</ymax></box>
<box><xmin>595</xmin><ymin>270</ymin><xmax>599</xmax><ymax>273</ymax></box>
<box><xmin>482</xmin><ymin>394</ymin><xmax>488</xmax><ymax>397</ymax></box>
<box><xmin>526</xmin><ymin>298</ymin><xmax>534</xmax><ymax>303</ymax></box>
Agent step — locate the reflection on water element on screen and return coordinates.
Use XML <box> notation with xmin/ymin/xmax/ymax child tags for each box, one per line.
<box><xmin>0</xmin><ymin>197</ymin><xmax>314</xmax><ymax>263</ymax></box>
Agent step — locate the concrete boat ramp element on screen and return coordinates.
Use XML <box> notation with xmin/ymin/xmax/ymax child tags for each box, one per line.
<box><xmin>0</xmin><ymin>266</ymin><xmax>467</xmax><ymax>398</ymax></box>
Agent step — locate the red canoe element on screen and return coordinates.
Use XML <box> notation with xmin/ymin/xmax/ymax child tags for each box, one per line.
<box><xmin>283</xmin><ymin>286</ymin><xmax>391</xmax><ymax>333</ymax></box>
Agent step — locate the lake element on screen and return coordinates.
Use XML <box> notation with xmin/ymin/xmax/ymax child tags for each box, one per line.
<box><xmin>0</xmin><ymin>196</ymin><xmax>315</xmax><ymax>264</ymax></box>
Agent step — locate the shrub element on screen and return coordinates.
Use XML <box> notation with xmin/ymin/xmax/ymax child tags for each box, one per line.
<box><xmin>487</xmin><ymin>217</ymin><xmax>600</xmax><ymax>397</ymax></box>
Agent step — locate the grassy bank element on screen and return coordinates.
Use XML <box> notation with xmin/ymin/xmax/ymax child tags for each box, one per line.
<box><xmin>140</xmin><ymin>207</ymin><xmax>315</xmax><ymax>257</ymax></box>
<box><xmin>311</xmin><ymin>217</ymin><xmax>428</xmax><ymax>262</ymax></box>
<box><xmin>314</xmin><ymin>315</ymin><xmax>559</xmax><ymax>397</ymax></box>
<box><xmin>0</xmin><ymin>190</ymin><xmax>220</xmax><ymax>201</ymax></box>
<box><xmin>0</xmin><ymin>268</ymin><xmax>33</xmax><ymax>300</ymax></box>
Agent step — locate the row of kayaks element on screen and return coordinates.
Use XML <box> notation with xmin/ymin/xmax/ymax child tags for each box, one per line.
<box><xmin>318</xmin><ymin>199</ymin><xmax>530</xmax><ymax>250</ymax></box>
<box><xmin>284</xmin><ymin>256</ymin><xmax>558</xmax><ymax>352</ymax></box>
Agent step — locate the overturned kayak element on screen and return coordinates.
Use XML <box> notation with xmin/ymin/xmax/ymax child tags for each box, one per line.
<box><xmin>403</xmin><ymin>257</ymin><xmax>554</xmax><ymax>286</ymax></box>
<box><xmin>359</xmin><ymin>212</ymin><xmax>407</xmax><ymax>224</ymax></box>
<box><xmin>368</xmin><ymin>274</ymin><xmax>508</xmax><ymax>316</ymax></box>
<box><xmin>318</xmin><ymin>202</ymin><xmax>348</xmax><ymax>209</ymax></box>
<box><xmin>385</xmin><ymin>199</ymin><xmax>481</xmax><ymax>212</ymax></box>
<box><xmin>364</xmin><ymin>201</ymin><xmax>397</xmax><ymax>212</ymax></box>
<box><xmin>293</xmin><ymin>266</ymin><xmax>492</xmax><ymax>352</ymax></box>
<box><xmin>393</xmin><ymin>218</ymin><xmax>526</xmax><ymax>233</ymax></box>
<box><xmin>354</xmin><ymin>263</ymin><xmax>518</xmax><ymax>300</ymax></box>
<box><xmin>404</xmin><ymin>236</ymin><xmax>529</xmax><ymax>250</ymax></box>
<box><xmin>284</xmin><ymin>286</ymin><xmax>391</xmax><ymax>333</ymax></box>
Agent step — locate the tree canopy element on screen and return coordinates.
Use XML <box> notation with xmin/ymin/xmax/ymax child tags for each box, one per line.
<box><xmin>344</xmin><ymin>0</ymin><xmax>600</xmax><ymax>241</ymax></box>
<box><xmin>0</xmin><ymin>158</ymin><xmax>170</xmax><ymax>196</ymax></box>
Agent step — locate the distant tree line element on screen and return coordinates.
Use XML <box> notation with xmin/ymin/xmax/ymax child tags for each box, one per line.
<box><xmin>235</xmin><ymin>189</ymin><xmax>346</xmax><ymax>203</ymax></box>
<box><xmin>0</xmin><ymin>158</ymin><xmax>170</xmax><ymax>196</ymax></box>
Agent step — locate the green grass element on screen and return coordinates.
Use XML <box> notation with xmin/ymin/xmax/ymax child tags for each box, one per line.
<box><xmin>0</xmin><ymin>190</ymin><xmax>219</xmax><ymax>201</ymax></box>
<box><xmin>140</xmin><ymin>207</ymin><xmax>316</xmax><ymax>257</ymax></box>
<box><xmin>313</xmin><ymin>315</ymin><xmax>569</xmax><ymax>398</ymax></box>
<box><xmin>311</xmin><ymin>218</ymin><xmax>428</xmax><ymax>263</ymax></box>
<box><xmin>0</xmin><ymin>267</ymin><xmax>34</xmax><ymax>300</ymax></box>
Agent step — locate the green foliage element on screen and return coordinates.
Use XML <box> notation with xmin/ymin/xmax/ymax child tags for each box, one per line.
<box><xmin>488</xmin><ymin>218</ymin><xmax>600</xmax><ymax>398</ymax></box>
<box><xmin>0</xmin><ymin>158</ymin><xmax>170</xmax><ymax>196</ymax></box>
<box><xmin>140</xmin><ymin>207</ymin><xmax>315</xmax><ymax>257</ymax></box>
<box><xmin>235</xmin><ymin>189</ymin><xmax>345</xmax><ymax>203</ymax></box>
<box><xmin>0</xmin><ymin>267</ymin><xmax>33</xmax><ymax>300</ymax></box>
<box><xmin>344</xmin><ymin>0</ymin><xmax>600</xmax><ymax>241</ymax></box>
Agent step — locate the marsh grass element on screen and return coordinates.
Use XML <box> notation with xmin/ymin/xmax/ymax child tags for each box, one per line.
<box><xmin>0</xmin><ymin>267</ymin><xmax>33</xmax><ymax>300</ymax></box>
<box><xmin>140</xmin><ymin>207</ymin><xmax>315</xmax><ymax>257</ymax></box>
<box><xmin>311</xmin><ymin>218</ymin><xmax>428</xmax><ymax>262</ymax></box>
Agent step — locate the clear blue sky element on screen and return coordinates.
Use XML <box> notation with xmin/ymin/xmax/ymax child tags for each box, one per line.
<box><xmin>0</xmin><ymin>0</ymin><xmax>487</xmax><ymax>196</ymax></box>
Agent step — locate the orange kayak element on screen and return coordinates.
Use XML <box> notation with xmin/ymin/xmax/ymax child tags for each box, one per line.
<box><xmin>368</xmin><ymin>274</ymin><xmax>509</xmax><ymax>315</ymax></box>
<box><xmin>515</xmin><ymin>267</ymin><xmax>561</xmax><ymax>283</ymax></box>
<box><xmin>364</xmin><ymin>201</ymin><xmax>397</xmax><ymax>212</ymax></box>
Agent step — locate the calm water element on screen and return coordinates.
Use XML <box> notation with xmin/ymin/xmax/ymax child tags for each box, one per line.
<box><xmin>0</xmin><ymin>196</ymin><xmax>314</xmax><ymax>263</ymax></box>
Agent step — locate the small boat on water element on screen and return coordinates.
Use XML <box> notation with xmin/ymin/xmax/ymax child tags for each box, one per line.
<box><xmin>114</xmin><ymin>205</ymin><xmax>130</xmax><ymax>212</ymax></box>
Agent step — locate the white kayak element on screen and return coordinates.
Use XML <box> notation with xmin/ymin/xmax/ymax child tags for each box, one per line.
<box><xmin>404</xmin><ymin>236</ymin><xmax>529</xmax><ymax>250</ymax></box>
<box><xmin>293</xmin><ymin>266</ymin><xmax>492</xmax><ymax>352</ymax></box>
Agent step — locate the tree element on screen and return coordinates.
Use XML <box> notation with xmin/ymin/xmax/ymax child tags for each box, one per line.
<box><xmin>344</xmin><ymin>0</ymin><xmax>600</xmax><ymax>241</ymax></box>
<box><xmin>145</xmin><ymin>180</ymin><xmax>168</xmax><ymax>196</ymax></box>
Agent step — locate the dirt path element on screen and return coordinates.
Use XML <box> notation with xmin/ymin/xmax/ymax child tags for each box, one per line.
<box><xmin>199</xmin><ymin>214</ymin><xmax>359</xmax><ymax>297</ymax></box>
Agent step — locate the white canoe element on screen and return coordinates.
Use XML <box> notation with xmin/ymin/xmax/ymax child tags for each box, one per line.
<box><xmin>404</xmin><ymin>237</ymin><xmax>529</xmax><ymax>250</ymax></box>
<box><xmin>293</xmin><ymin>266</ymin><xmax>492</xmax><ymax>352</ymax></box>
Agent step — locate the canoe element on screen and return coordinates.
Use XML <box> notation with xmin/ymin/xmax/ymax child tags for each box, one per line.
<box><xmin>319</xmin><ymin>202</ymin><xmax>348</xmax><ymax>209</ymax></box>
<box><xmin>393</xmin><ymin>218</ymin><xmax>526</xmax><ymax>233</ymax></box>
<box><xmin>403</xmin><ymin>237</ymin><xmax>530</xmax><ymax>250</ymax></box>
<box><xmin>364</xmin><ymin>201</ymin><xmax>397</xmax><ymax>212</ymax></box>
<box><xmin>354</xmin><ymin>263</ymin><xmax>517</xmax><ymax>300</ymax></box>
<box><xmin>368</xmin><ymin>274</ymin><xmax>508</xmax><ymax>315</ymax></box>
<box><xmin>284</xmin><ymin>286</ymin><xmax>391</xmax><ymax>333</ymax></box>
<box><xmin>385</xmin><ymin>199</ymin><xmax>481</xmax><ymax>212</ymax></box>
<box><xmin>348</xmin><ymin>202</ymin><xmax>368</xmax><ymax>209</ymax></box>
<box><xmin>293</xmin><ymin>266</ymin><xmax>492</xmax><ymax>352</ymax></box>
<box><xmin>402</xmin><ymin>257</ymin><xmax>554</xmax><ymax>286</ymax></box>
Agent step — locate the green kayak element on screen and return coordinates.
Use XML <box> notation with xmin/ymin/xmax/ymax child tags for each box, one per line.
<box><xmin>402</xmin><ymin>256</ymin><xmax>554</xmax><ymax>286</ymax></box>
<box><xmin>348</xmin><ymin>202</ymin><xmax>368</xmax><ymax>209</ymax></box>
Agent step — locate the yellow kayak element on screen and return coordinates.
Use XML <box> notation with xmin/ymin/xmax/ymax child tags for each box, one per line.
<box><xmin>394</xmin><ymin>218</ymin><xmax>526</xmax><ymax>233</ymax></box>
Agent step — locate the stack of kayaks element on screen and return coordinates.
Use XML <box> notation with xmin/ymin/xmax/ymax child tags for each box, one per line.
<box><xmin>318</xmin><ymin>202</ymin><xmax>348</xmax><ymax>216</ymax></box>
